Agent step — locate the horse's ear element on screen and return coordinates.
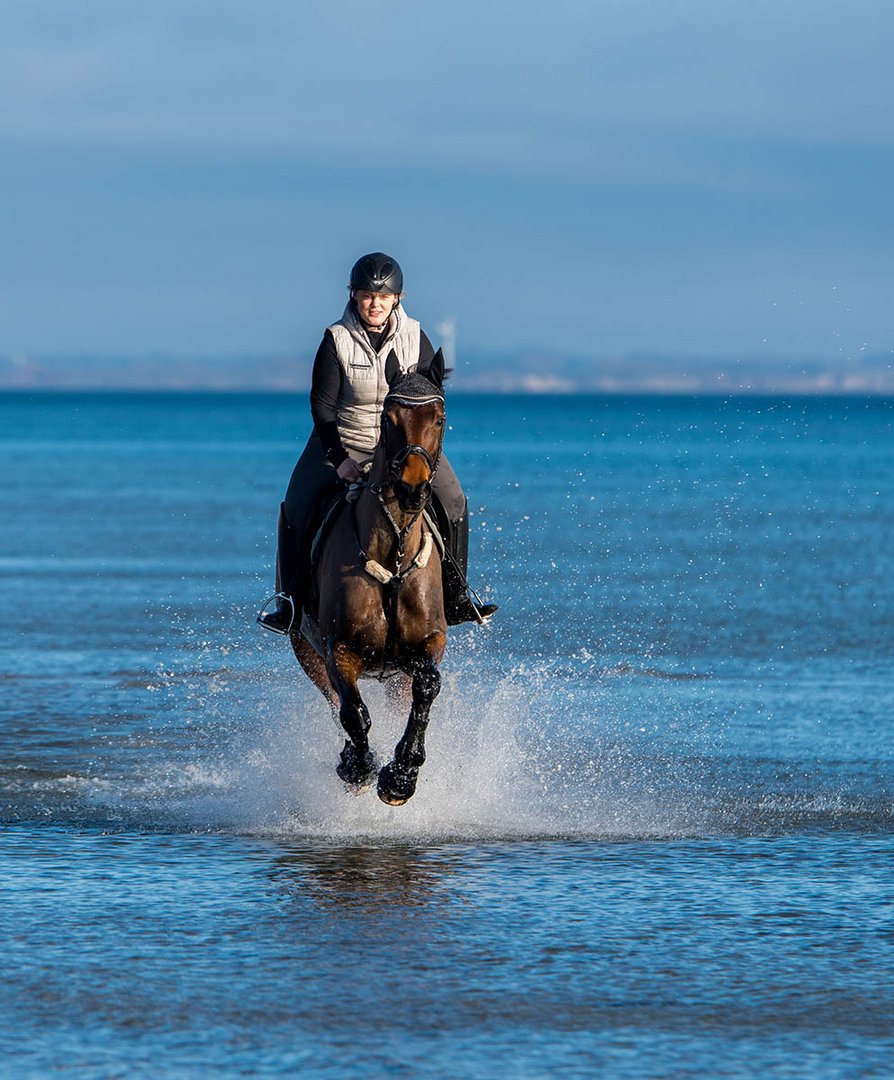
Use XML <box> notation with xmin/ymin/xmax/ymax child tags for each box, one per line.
<box><xmin>422</xmin><ymin>348</ymin><xmax>445</xmax><ymax>390</ymax></box>
<box><xmin>384</xmin><ymin>349</ymin><xmax>401</xmax><ymax>386</ymax></box>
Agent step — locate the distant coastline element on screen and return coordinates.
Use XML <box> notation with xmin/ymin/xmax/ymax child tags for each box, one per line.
<box><xmin>2</xmin><ymin>352</ymin><xmax>892</xmax><ymax>395</ymax></box>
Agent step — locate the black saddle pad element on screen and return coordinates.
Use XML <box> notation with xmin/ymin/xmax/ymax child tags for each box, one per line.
<box><xmin>309</xmin><ymin>489</ymin><xmax>347</xmax><ymax>565</ymax></box>
<box><xmin>305</xmin><ymin>489</ymin><xmax>349</xmax><ymax>616</ymax></box>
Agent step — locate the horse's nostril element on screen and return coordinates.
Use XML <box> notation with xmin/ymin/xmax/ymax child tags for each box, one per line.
<box><xmin>395</xmin><ymin>481</ymin><xmax>430</xmax><ymax>512</ymax></box>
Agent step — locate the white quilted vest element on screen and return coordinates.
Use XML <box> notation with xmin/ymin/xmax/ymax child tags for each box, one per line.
<box><xmin>327</xmin><ymin>302</ymin><xmax>421</xmax><ymax>454</ymax></box>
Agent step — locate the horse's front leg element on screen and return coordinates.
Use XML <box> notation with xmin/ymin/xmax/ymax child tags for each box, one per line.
<box><xmin>327</xmin><ymin>641</ymin><xmax>377</xmax><ymax>790</ymax></box>
<box><xmin>378</xmin><ymin>634</ymin><xmax>445</xmax><ymax>806</ymax></box>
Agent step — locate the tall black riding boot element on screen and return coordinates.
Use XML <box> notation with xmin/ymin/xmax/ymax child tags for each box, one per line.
<box><xmin>442</xmin><ymin>501</ymin><xmax>498</xmax><ymax>626</ymax></box>
<box><xmin>257</xmin><ymin>504</ymin><xmax>304</xmax><ymax>634</ymax></box>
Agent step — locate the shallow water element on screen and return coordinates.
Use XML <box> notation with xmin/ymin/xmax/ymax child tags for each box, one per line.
<box><xmin>2</xmin><ymin>392</ymin><xmax>893</xmax><ymax>1076</ymax></box>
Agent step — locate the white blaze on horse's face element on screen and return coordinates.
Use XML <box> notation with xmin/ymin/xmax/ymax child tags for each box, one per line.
<box><xmin>385</xmin><ymin>400</ymin><xmax>446</xmax><ymax>513</ymax></box>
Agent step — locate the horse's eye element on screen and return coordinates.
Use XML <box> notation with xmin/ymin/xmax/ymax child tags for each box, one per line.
<box><xmin>436</xmin><ymin>417</ymin><xmax>446</xmax><ymax>428</ymax></box>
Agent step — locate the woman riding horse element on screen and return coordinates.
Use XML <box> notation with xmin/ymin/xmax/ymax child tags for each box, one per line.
<box><xmin>302</xmin><ymin>354</ymin><xmax>452</xmax><ymax>804</ymax></box>
<box><xmin>258</xmin><ymin>251</ymin><xmax>497</xmax><ymax>634</ymax></box>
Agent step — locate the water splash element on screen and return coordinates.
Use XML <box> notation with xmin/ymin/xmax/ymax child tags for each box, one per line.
<box><xmin>4</xmin><ymin>623</ymin><xmax>890</xmax><ymax>840</ymax></box>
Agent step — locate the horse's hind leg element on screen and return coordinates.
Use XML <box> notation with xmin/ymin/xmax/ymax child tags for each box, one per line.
<box><xmin>290</xmin><ymin>631</ymin><xmax>339</xmax><ymax>723</ymax></box>
<box><xmin>327</xmin><ymin>642</ymin><xmax>377</xmax><ymax>790</ymax></box>
<box><xmin>378</xmin><ymin>637</ymin><xmax>444</xmax><ymax>806</ymax></box>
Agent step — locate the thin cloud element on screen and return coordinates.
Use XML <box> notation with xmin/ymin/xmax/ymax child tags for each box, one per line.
<box><xmin>2</xmin><ymin>0</ymin><xmax>891</xmax><ymax>356</ymax></box>
<box><xmin>2</xmin><ymin>0</ymin><xmax>892</xmax><ymax>158</ymax></box>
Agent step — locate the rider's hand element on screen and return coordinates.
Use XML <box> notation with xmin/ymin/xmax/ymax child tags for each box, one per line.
<box><xmin>337</xmin><ymin>457</ymin><xmax>363</xmax><ymax>483</ymax></box>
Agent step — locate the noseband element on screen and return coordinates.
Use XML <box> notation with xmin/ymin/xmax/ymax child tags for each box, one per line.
<box><xmin>387</xmin><ymin>439</ymin><xmax>442</xmax><ymax>482</ymax></box>
<box><xmin>382</xmin><ymin>387</ymin><xmax>446</xmax><ymax>485</ymax></box>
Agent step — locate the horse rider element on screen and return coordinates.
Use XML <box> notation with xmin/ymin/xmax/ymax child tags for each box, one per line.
<box><xmin>258</xmin><ymin>251</ymin><xmax>498</xmax><ymax>634</ymax></box>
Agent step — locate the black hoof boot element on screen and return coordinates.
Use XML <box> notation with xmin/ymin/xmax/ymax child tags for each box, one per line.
<box><xmin>336</xmin><ymin>742</ymin><xmax>377</xmax><ymax>791</ymax></box>
<box><xmin>377</xmin><ymin>762</ymin><xmax>419</xmax><ymax>806</ymax></box>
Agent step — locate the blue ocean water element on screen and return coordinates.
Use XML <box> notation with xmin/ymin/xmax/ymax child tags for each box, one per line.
<box><xmin>2</xmin><ymin>392</ymin><xmax>893</xmax><ymax>1077</ymax></box>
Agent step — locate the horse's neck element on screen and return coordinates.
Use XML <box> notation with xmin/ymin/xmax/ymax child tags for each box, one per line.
<box><xmin>358</xmin><ymin>459</ymin><xmax>424</xmax><ymax>566</ymax></box>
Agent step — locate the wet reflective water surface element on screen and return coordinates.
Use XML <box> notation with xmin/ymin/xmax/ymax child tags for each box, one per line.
<box><xmin>2</xmin><ymin>393</ymin><xmax>893</xmax><ymax>1077</ymax></box>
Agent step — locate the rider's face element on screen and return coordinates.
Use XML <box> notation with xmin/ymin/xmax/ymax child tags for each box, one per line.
<box><xmin>354</xmin><ymin>290</ymin><xmax>398</xmax><ymax>329</ymax></box>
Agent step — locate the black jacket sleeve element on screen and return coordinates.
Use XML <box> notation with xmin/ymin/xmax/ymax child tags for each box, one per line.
<box><xmin>309</xmin><ymin>330</ymin><xmax>348</xmax><ymax>467</ymax></box>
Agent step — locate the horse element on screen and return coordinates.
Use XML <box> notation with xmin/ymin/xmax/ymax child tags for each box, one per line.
<box><xmin>289</xmin><ymin>349</ymin><xmax>448</xmax><ymax>806</ymax></box>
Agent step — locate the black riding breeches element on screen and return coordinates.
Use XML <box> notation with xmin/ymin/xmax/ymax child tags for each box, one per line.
<box><xmin>282</xmin><ymin>434</ymin><xmax>341</xmax><ymax>538</ymax></box>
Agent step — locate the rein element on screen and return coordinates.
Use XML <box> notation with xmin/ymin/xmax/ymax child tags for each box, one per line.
<box><xmin>350</xmin><ymin>488</ymin><xmax>431</xmax><ymax>585</ymax></box>
<box><xmin>349</xmin><ymin>393</ymin><xmax>446</xmax><ymax>659</ymax></box>
<box><xmin>354</xmin><ymin>391</ymin><xmax>445</xmax><ymax>580</ymax></box>
<box><xmin>350</xmin><ymin>490</ymin><xmax>433</xmax><ymax>669</ymax></box>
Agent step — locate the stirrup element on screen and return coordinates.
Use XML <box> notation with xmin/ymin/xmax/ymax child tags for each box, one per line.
<box><xmin>447</xmin><ymin>592</ymin><xmax>498</xmax><ymax>627</ymax></box>
<box><xmin>474</xmin><ymin>602</ymin><xmax>498</xmax><ymax>624</ymax></box>
<box><xmin>465</xmin><ymin>581</ymin><xmax>497</xmax><ymax>626</ymax></box>
<box><xmin>256</xmin><ymin>592</ymin><xmax>296</xmax><ymax>635</ymax></box>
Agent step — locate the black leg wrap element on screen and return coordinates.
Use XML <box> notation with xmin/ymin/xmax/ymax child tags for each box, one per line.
<box><xmin>336</xmin><ymin>740</ymin><xmax>377</xmax><ymax>789</ymax></box>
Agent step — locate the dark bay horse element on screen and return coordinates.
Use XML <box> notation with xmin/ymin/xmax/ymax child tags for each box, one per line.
<box><xmin>289</xmin><ymin>350</ymin><xmax>448</xmax><ymax>805</ymax></box>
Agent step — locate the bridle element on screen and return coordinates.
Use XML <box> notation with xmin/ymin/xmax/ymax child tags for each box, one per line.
<box><xmin>353</xmin><ymin>388</ymin><xmax>446</xmax><ymax>575</ymax></box>
<box><xmin>380</xmin><ymin>387</ymin><xmax>446</xmax><ymax>484</ymax></box>
<box><xmin>385</xmin><ymin>434</ymin><xmax>443</xmax><ymax>486</ymax></box>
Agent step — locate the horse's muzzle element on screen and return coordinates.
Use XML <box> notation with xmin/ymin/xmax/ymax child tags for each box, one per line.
<box><xmin>395</xmin><ymin>480</ymin><xmax>432</xmax><ymax>513</ymax></box>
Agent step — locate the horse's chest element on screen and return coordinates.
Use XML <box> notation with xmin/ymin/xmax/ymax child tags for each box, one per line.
<box><xmin>344</xmin><ymin>575</ymin><xmax>437</xmax><ymax>656</ymax></box>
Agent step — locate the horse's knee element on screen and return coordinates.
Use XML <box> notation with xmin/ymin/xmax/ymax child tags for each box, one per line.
<box><xmin>327</xmin><ymin>641</ymin><xmax>372</xmax><ymax>742</ymax></box>
<box><xmin>419</xmin><ymin>630</ymin><xmax>446</xmax><ymax>670</ymax></box>
<box><xmin>327</xmin><ymin>641</ymin><xmax>365</xmax><ymax>705</ymax></box>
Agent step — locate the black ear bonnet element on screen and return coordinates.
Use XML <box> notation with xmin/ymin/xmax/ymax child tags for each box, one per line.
<box><xmin>384</xmin><ymin>371</ymin><xmax>445</xmax><ymax>407</ymax></box>
<box><xmin>383</xmin><ymin>347</ymin><xmax>447</xmax><ymax>406</ymax></box>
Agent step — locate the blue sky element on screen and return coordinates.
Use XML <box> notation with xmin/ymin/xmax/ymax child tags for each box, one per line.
<box><xmin>2</xmin><ymin>1</ymin><xmax>892</xmax><ymax>362</ymax></box>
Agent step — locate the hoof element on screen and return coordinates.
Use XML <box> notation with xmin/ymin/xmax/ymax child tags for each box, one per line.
<box><xmin>336</xmin><ymin>743</ymin><xmax>377</xmax><ymax>791</ymax></box>
<box><xmin>377</xmin><ymin>762</ymin><xmax>418</xmax><ymax>806</ymax></box>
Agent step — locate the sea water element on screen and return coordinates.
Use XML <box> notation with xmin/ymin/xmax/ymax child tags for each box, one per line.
<box><xmin>1</xmin><ymin>392</ymin><xmax>892</xmax><ymax>1077</ymax></box>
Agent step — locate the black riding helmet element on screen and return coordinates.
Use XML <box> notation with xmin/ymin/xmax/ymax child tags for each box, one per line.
<box><xmin>349</xmin><ymin>252</ymin><xmax>404</xmax><ymax>295</ymax></box>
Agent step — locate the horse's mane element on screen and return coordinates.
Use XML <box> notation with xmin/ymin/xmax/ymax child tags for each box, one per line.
<box><xmin>383</xmin><ymin>371</ymin><xmax>445</xmax><ymax>406</ymax></box>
